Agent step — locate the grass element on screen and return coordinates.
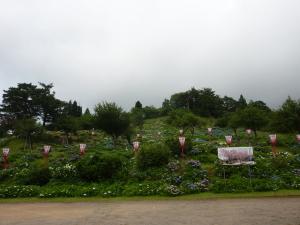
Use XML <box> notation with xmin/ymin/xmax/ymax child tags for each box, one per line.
<box><xmin>0</xmin><ymin>190</ymin><xmax>299</xmax><ymax>203</ymax></box>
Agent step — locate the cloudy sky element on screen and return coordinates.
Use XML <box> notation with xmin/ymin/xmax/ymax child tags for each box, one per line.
<box><xmin>0</xmin><ymin>0</ymin><xmax>299</xmax><ymax>111</ymax></box>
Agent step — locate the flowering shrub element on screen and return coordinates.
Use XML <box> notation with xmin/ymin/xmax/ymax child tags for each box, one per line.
<box><xmin>50</xmin><ymin>163</ymin><xmax>77</xmax><ymax>180</ymax></box>
<box><xmin>187</xmin><ymin>160</ymin><xmax>201</xmax><ymax>168</ymax></box>
<box><xmin>167</xmin><ymin>160</ymin><xmax>180</xmax><ymax>172</ymax></box>
<box><xmin>122</xmin><ymin>182</ymin><xmax>164</xmax><ymax>196</ymax></box>
<box><xmin>165</xmin><ymin>185</ymin><xmax>182</xmax><ymax>196</ymax></box>
<box><xmin>0</xmin><ymin>185</ymin><xmax>39</xmax><ymax>198</ymax></box>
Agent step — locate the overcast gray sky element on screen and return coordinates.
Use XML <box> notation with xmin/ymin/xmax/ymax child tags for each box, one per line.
<box><xmin>0</xmin><ymin>0</ymin><xmax>299</xmax><ymax>111</ymax></box>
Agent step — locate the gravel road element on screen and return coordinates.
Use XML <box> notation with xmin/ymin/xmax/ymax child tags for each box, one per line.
<box><xmin>0</xmin><ymin>197</ymin><xmax>299</xmax><ymax>225</ymax></box>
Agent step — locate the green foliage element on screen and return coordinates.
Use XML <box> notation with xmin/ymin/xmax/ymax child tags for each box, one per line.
<box><xmin>167</xmin><ymin>109</ymin><xmax>205</xmax><ymax>135</ymax></box>
<box><xmin>135</xmin><ymin>101</ymin><xmax>142</xmax><ymax>109</ymax></box>
<box><xmin>237</xmin><ymin>106</ymin><xmax>269</xmax><ymax>136</ymax></box>
<box><xmin>13</xmin><ymin>118</ymin><xmax>41</xmax><ymax>148</ymax></box>
<box><xmin>122</xmin><ymin>181</ymin><xmax>164</xmax><ymax>196</ymax></box>
<box><xmin>1</xmin><ymin>83</ymin><xmax>41</xmax><ymax>119</ymax></box>
<box><xmin>0</xmin><ymin>185</ymin><xmax>39</xmax><ymax>198</ymax></box>
<box><xmin>270</xmin><ymin>97</ymin><xmax>300</xmax><ymax>133</ymax></box>
<box><xmin>49</xmin><ymin>163</ymin><xmax>77</xmax><ymax>180</ymax></box>
<box><xmin>170</xmin><ymin>87</ymin><xmax>224</xmax><ymax>117</ymax></box>
<box><xmin>237</xmin><ymin>94</ymin><xmax>247</xmax><ymax>109</ymax></box>
<box><xmin>211</xmin><ymin>177</ymin><xmax>280</xmax><ymax>193</ymax></box>
<box><xmin>63</xmin><ymin>100</ymin><xmax>82</xmax><ymax>117</ymax></box>
<box><xmin>130</xmin><ymin>108</ymin><xmax>144</xmax><ymax>129</ymax></box>
<box><xmin>54</xmin><ymin>116</ymin><xmax>80</xmax><ymax>135</ymax></box>
<box><xmin>0</xmin><ymin>82</ymin><xmax>62</xmax><ymax>126</ymax></box>
<box><xmin>18</xmin><ymin>160</ymin><xmax>51</xmax><ymax>186</ymax></box>
<box><xmin>142</xmin><ymin>106</ymin><xmax>161</xmax><ymax>119</ymax></box>
<box><xmin>76</xmin><ymin>153</ymin><xmax>124</xmax><ymax>181</ymax></box>
<box><xmin>136</xmin><ymin>144</ymin><xmax>171</xmax><ymax>170</ymax></box>
<box><xmin>94</xmin><ymin>102</ymin><xmax>130</xmax><ymax>139</ymax></box>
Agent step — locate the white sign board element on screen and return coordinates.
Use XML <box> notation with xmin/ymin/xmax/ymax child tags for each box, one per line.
<box><xmin>218</xmin><ymin>147</ymin><xmax>255</xmax><ymax>165</ymax></box>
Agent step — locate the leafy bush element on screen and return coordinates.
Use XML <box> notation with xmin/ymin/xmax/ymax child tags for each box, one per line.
<box><xmin>0</xmin><ymin>185</ymin><xmax>39</xmax><ymax>198</ymax></box>
<box><xmin>136</xmin><ymin>144</ymin><xmax>171</xmax><ymax>170</ymax></box>
<box><xmin>271</xmin><ymin>152</ymin><xmax>293</xmax><ymax>170</ymax></box>
<box><xmin>77</xmin><ymin>153</ymin><xmax>124</xmax><ymax>182</ymax></box>
<box><xmin>0</xmin><ymin>168</ymin><xmax>15</xmax><ymax>182</ymax></box>
<box><xmin>211</xmin><ymin>176</ymin><xmax>252</xmax><ymax>193</ymax></box>
<box><xmin>49</xmin><ymin>163</ymin><xmax>77</xmax><ymax>180</ymax></box>
<box><xmin>19</xmin><ymin>160</ymin><xmax>51</xmax><ymax>186</ymax></box>
<box><xmin>122</xmin><ymin>182</ymin><xmax>164</xmax><ymax>196</ymax></box>
<box><xmin>164</xmin><ymin>185</ymin><xmax>182</xmax><ymax>196</ymax></box>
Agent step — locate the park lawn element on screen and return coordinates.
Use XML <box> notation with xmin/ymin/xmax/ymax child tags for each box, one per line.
<box><xmin>0</xmin><ymin>189</ymin><xmax>299</xmax><ymax>203</ymax></box>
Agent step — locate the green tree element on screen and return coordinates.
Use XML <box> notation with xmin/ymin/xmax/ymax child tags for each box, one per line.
<box><xmin>248</xmin><ymin>100</ymin><xmax>271</xmax><ymax>112</ymax></box>
<box><xmin>169</xmin><ymin>87</ymin><xmax>224</xmax><ymax>117</ymax></box>
<box><xmin>222</xmin><ymin>96</ymin><xmax>238</xmax><ymax>113</ymax></box>
<box><xmin>238</xmin><ymin>106</ymin><xmax>269</xmax><ymax>137</ymax></box>
<box><xmin>161</xmin><ymin>98</ymin><xmax>172</xmax><ymax>115</ymax></box>
<box><xmin>271</xmin><ymin>97</ymin><xmax>300</xmax><ymax>133</ymax></box>
<box><xmin>1</xmin><ymin>82</ymin><xmax>64</xmax><ymax>127</ymax></box>
<box><xmin>94</xmin><ymin>102</ymin><xmax>130</xmax><ymax>141</ymax></box>
<box><xmin>62</xmin><ymin>100</ymin><xmax>82</xmax><ymax>117</ymax></box>
<box><xmin>36</xmin><ymin>83</ymin><xmax>63</xmax><ymax>126</ymax></box>
<box><xmin>54</xmin><ymin>116</ymin><xmax>80</xmax><ymax>144</ymax></box>
<box><xmin>143</xmin><ymin>106</ymin><xmax>161</xmax><ymax>119</ymax></box>
<box><xmin>167</xmin><ymin>109</ymin><xmax>203</xmax><ymax>135</ymax></box>
<box><xmin>80</xmin><ymin>108</ymin><xmax>94</xmax><ymax>130</ymax></box>
<box><xmin>1</xmin><ymin>83</ymin><xmax>40</xmax><ymax>119</ymax></box>
<box><xmin>135</xmin><ymin>101</ymin><xmax>143</xmax><ymax>109</ymax></box>
<box><xmin>237</xmin><ymin>94</ymin><xmax>247</xmax><ymax>109</ymax></box>
<box><xmin>14</xmin><ymin>118</ymin><xmax>41</xmax><ymax>149</ymax></box>
<box><xmin>228</xmin><ymin>112</ymin><xmax>241</xmax><ymax>136</ymax></box>
<box><xmin>130</xmin><ymin>107</ymin><xmax>145</xmax><ymax>129</ymax></box>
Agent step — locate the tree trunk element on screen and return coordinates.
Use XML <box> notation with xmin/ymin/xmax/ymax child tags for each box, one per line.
<box><xmin>254</xmin><ymin>129</ymin><xmax>257</xmax><ymax>138</ymax></box>
<box><xmin>191</xmin><ymin>127</ymin><xmax>195</xmax><ymax>136</ymax></box>
<box><xmin>28</xmin><ymin>134</ymin><xmax>32</xmax><ymax>150</ymax></box>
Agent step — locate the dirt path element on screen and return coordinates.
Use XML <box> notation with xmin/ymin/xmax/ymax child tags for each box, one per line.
<box><xmin>0</xmin><ymin>197</ymin><xmax>299</xmax><ymax>225</ymax></box>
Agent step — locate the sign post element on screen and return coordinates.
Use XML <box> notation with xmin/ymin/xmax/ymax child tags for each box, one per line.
<box><xmin>179</xmin><ymin>136</ymin><xmax>186</xmax><ymax>157</ymax></box>
<box><xmin>80</xmin><ymin>144</ymin><xmax>87</xmax><ymax>156</ymax></box>
<box><xmin>246</xmin><ymin>129</ymin><xmax>252</xmax><ymax>146</ymax></box>
<box><xmin>133</xmin><ymin>141</ymin><xmax>140</xmax><ymax>154</ymax></box>
<box><xmin>43</xmin><ymin>145</ymin><xmax>51</xmax><ymax>159</ymax></box>
<box><xmin>208</xmin><ymin>128</ymin><xmax>213</xmax><ymax>142</ymax></box>
<box><xmin>296</xmin><ymin>134</ymin><xmax>300</xmax><ymax>144</ymax></box>
<box><xmin>225</xmin><ymin>136</ymin><xmax>232</xmax><ymax>146</ymax></box>
<box><xmin>218</xmin><ymin>147</ymin><xmax>255</xmax><ymax>188</ymax></box>
<box><xmin>269</xmin><ymin>134</ymin><xmax>277</xmax><ymax>156</ymax></box>
<box><xmin>178</xmin><ymin>130</ymin><xmax>185</xmax><ymax>157</ymax></box>
<box><xmin>2</xmin><ymin>148</ymin><xmax>9</xmax><ymax>169</ymax></box>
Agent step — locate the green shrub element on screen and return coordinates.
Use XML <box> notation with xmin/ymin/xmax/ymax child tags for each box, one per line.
<box><xmin>211</xmin><ymin>176</ymin><xmax>251</xmax><ymax>193</ymax></box>
<box><xmin>136</xmin><ymin>144</ymin><xmax>171</xmax><ymax>170</ymax></box>
<box><xmin>19</xmin><ymin>160</ymin><xmax>51</xmax><ymax>186</ymax></box>
<box><xmin>122</xmin><ymin>181</ymin><xmax>164</xmax><ymax>196</ymax></box>
<box><xmin>77</xmin><ymin>153</ymin><xmax>124</xmax><ymax>182</ymax></box>
<box><xmin>0</xmin><ymin>168</ymin><xmax>15</xmax><ymax>182</ymax></box>
<box><xmin>271</xmin><ymin>152</ymin><xmax>292</xmax><ymax>170</ymax></box>
<box><xmin>0</xmin><ymin>185</ymin><xmax>39</xmax><ymax>198</ymax></box>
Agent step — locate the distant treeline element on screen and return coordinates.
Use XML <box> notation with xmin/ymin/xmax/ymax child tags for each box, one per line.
<box><xmin>0</xmin><ymin>83</ymin><xmax>299</xmax><ymax>146</ymax></box>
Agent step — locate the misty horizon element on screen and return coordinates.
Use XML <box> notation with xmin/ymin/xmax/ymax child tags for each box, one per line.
<box><xmin>1</xmin><ymin>0</ymin><xmax>299</xmax><ymax>111</ymax></box>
